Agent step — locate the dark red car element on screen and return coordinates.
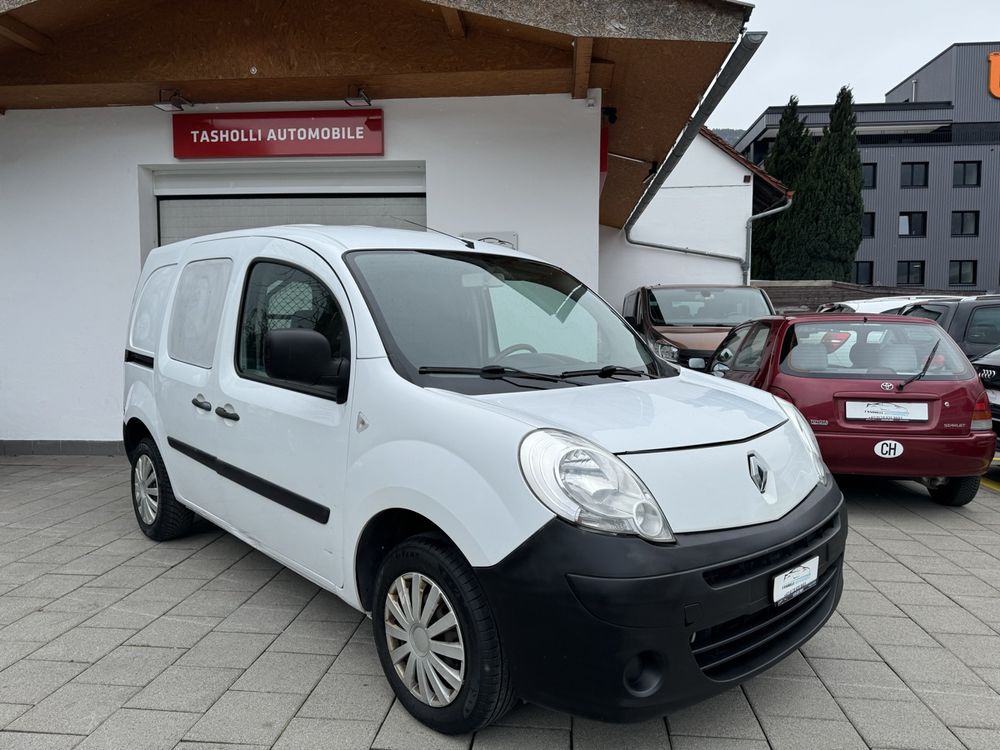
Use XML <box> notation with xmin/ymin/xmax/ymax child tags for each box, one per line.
<box><xmin>694</xmin><ymin>314</ymin><xmax>993</xmax><ymax>506</ymax></box>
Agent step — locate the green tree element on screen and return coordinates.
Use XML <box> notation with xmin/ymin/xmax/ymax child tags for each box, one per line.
<box><xmin>752</xmin><ymin>96</ymin><xmax>813</xmax><ymax>278</ymax></box>
<box><xmin>772</xmin><ymin>86</ymin><xmax>863</xmax><ymax>280</ymax></box>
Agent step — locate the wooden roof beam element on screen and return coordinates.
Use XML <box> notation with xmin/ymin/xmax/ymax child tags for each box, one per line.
<box><xmin>440</xmin><ymin>6</ymin><xmax>465</xmax><ymax>39</ymax></box>
<box><xmin>571</xmin><ymin>37</ymin><xmax>592</xmax><ymax>99</ymax></box>
<box><xmin>0</xmin><ymin>14</ymin><xmax>52</xmax><ymax>54</ymax></box>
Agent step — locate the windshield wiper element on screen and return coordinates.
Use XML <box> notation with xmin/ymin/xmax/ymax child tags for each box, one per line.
<box><xmin>560</xmin><ymin>365</ymin><xmax>655</xmax><ymax>380</ymax></box>
<box><xmin>899</xmin><ymin>340</ymin><xmax>940</xmax><ymax>391</ymax></box>
<box><xmin>418</xmin><ymin>365</ymin><xmax>566</xmax><ymax>384</ymax></box>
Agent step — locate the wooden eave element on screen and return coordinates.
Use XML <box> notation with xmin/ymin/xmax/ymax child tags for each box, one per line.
<box><xmin>0</xmin><ymin>0</ymin><xmax>747</xmax><ymax>229</ymax></box>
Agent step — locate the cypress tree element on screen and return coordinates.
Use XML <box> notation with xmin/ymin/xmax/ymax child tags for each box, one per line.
<box><xmin>772</xmin><ymin>86</ymin><xmax>863</xmax><ymax>280</ymax></box>
<box><xmin>752</xmin><ymin>97</ymin><xmax>813</xmax><ymax>278</ymax></box>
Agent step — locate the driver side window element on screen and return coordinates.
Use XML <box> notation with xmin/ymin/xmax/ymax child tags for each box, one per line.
<box><xmin>712</xmin><ymin>326</ymin><xmax>751</xmax><ymax>372</ymax></box>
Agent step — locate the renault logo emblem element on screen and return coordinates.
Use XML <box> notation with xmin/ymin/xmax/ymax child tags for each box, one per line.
<box><xmin>881</xmin><ymin>382</ymin><xmax>894</xmax><ymax>391</ymax></box>
<box><xmin>748</xmin><ymin>453</ymin><xmax>768</xmax><ymax>494</ymax></box>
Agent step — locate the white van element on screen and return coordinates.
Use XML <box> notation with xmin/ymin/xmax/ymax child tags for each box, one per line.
<box><xmin>123</xmin><ymin>226</ymin><xmax>847</xmax><ymax>733</ymax></box>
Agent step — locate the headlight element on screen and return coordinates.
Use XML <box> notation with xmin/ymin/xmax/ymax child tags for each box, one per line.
<box><xmin>774</xmin><ymin>397</ymin><xmax>830</xmax><ymax>486</ymax></box>
<box><xmin>519</xmin><ymin>429</ymin><xmax>674</xmax><ymax>543</ymax></box>
<box><xmin>653</xmin><ymin>341</ymin><xmax>679</xmax><ymax>362</ymax></box>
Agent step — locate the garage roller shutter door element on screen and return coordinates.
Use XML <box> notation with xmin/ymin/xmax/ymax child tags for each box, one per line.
<box><xmin>157</xmin><ymin>194</ymin><xmax>426</xmax><ymax>246</ymax></box>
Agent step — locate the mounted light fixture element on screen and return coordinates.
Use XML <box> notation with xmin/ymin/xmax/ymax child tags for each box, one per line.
<box><xmin>154</xmin><ymin>89</ymin><xmax>192</xmax><ymax>112</ymax></box>
<box><xmin>344</xmin><ymin>86</ymin><xmax>372</xmax><ymax>107</ymax></box>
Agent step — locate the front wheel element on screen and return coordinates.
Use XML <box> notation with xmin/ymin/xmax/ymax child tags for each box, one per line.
<box><xmin>928</xmin><ymin>475</ymin><xmax>980</xmax><ymax>507</ymax></box>
<box><xmin>371</xmin><ymin>536</ymin><xmax>515</xmax><ymax>734</ymax></box>
<box><xmin>129</xmin><ymin>437</ymin><xmax>194</xmax><ymax>540</ymax></box>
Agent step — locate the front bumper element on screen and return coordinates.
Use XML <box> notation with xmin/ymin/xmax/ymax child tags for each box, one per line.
<box><xmin>817</xmin><ymin>431</ymin><xmax>994</xmax><ymax>477</ymax></box>
<box><xmin>475</xmin><ymin>481</ymin><xmax>846</xmax><ymax>722</ymax></box>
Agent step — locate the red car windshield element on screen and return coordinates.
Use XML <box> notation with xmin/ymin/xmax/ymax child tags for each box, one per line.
<box><xmin>780</xmin><ymin>321</ymin><xmax>974</xmax><ymax>380</ymax></box>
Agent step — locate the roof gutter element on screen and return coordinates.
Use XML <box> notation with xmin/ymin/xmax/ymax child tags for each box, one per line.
<box><xmin>621</xmin><ymin>30</ymin><xmax>767</xmax><ymax>269</ymax></box>
<box><xmin>744</xmin><ymin>192</ymin><xmax>793</xmax><ymax>284</ymax></box>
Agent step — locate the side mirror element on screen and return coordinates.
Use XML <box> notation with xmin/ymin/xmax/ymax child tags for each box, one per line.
<box><xmin>264</xmin><ymin>329</ymin><xmax>349</xmax><ymax>401</ymax></box>
<box><xmin>624</xmin><ymin>315</ymin><xmax>640</xmax><ymax>331</ymax></box>
<box><xmin>711</xmin><ymin>362</ymin><xmax>730</xmax><ymax>377</ymax></box>
<box><xmin>687</xmin><ymin>357</ymin><xmax>707</xmax><ymax>371</ymax></box>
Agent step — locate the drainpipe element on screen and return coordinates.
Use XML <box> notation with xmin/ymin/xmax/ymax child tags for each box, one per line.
<box><xmin>744</xmin><ymin>192</ymin><xmax>793</xmax><ymax>284</ymax></box>
<box><xmin>621</xmin><ymin>30</ymin><xmax>766</xmax><ymax>272</ymax></box>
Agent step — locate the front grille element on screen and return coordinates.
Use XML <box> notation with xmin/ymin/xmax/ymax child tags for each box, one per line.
<box><xmin>703</xmin><ymin>511</ymin><xmax>840</xmax><ymax>588</ymax></box>
<box><xmin>691</xmin><ymin>558</ymin><xmax>840</xmax><ymax>681</ymax></box>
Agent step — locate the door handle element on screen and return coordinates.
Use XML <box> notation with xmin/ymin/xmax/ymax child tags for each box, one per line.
<box><xmin>215</xmin><ymin>406</ymin><xmax>240</xmax><ymax>421</ymax></box>
<box><xmin>191</xmin><ymin>396</ymin><xmax>212</xmax><ymax>411</ymax></box>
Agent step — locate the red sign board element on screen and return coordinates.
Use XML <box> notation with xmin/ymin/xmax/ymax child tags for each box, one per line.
<box><xmin>172</xmin><ymin>110</ymin><xmax>384</xmax><ymax>159</ymax></box>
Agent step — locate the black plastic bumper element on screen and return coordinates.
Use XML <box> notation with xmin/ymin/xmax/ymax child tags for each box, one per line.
<box><xmin>475</xmin><ymin>481</ymin><xmax>847</xmax><ymax>722</ymax></box>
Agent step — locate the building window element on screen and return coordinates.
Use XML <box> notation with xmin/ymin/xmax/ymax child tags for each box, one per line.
<box><xmin>951</xmin><ymin>211</ymin><xmax>979</xmax><ymax>237</ymax></box>
<box><xmin>855</xmin><ymin>261</ymin><xmax>874</xmax><ymax>285</ymax></box>
<box><xmin>898</xmin><ymin>212</ymin><xmax>927</xmax><ymax>237</ymax></box>
<box><xmin>862</xmin><ymin>212</ymin><xmax>875</xmax><ymax>238</ymax></box>
<box><xmin>949</xmin><ymin>260</ymin><xmax>977</xmax><ymax>286</ymax></box>
<box><xmin>897</xmin><ymin>260</ymin><xmax>925</xmax><ymax>286</ymax></box>
<box><xmin>953</xmin><ymin>161</ymin><xmax>981</xmax><ymax>187</ymax></box>
<box><xmin>862</xmin><ymin>163</ymin><xmax>877</xmax><ymax>189</ymax></box>
<box><xmin>900</xmin><ymin>162</ymin><xmax>929</xmax><ymax>188</ymax></box>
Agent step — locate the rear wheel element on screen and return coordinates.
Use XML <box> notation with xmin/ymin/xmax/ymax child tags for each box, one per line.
<box><xmin>130</xmin><ymin>437</ymin><xmax>194</xmax><ymax>540</ymax></box>
<box><xmin>371</xmin><ymin>535</ymin><xmax>515</xmax><ymax>734</ymax></box>
<box><xmin>928</xmin><ymin>476</ymin><xmax>980</xmax><ymax>507</ymax></box>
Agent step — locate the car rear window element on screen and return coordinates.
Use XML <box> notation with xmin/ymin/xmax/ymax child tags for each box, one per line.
<box><xmin>779</xmin><ymin>321</ymin><xmax>973</xmax><ymax>380</ymax></box>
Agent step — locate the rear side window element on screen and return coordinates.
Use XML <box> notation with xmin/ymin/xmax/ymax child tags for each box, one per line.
<box><xmin>167</xmin><ymin>258</ymin><xmax>233</xmax><ymax>369</ymax></box>
<box><xmin>902</xmin><ymin>304</ymin><xmax>944</xmax><ymax>321</ymax></box>
<box><xmin>966</xmin><ymin>307</ymin><xmax>1000</xmax><ymax>349</ymax></box>
<box><xmin>129</xmin><ymin>264</ymin><xmax>177</xmax><ymax>354</ymax></box>
<box><xmin>237</xmin><ymin>261</ymin><xmax>348</xmax><ymax>389</ymax></box>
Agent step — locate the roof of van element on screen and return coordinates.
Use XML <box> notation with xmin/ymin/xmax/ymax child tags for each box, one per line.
<box><xmin>158</xmin><ymin>225</ymin><xmax>525</xmax><ymax>257</ymax></box>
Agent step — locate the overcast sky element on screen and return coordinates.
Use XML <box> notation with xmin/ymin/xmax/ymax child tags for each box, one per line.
<box><xmin>707</xmin><ymin>0</ymin><xmax>997</xmax><ymax>130</ymax></box>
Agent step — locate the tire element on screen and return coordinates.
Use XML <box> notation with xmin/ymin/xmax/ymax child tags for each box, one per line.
<box><xmin>928</xmin><ymin>475</ymin><xmax>980</xmax><ymax>507</ymax></box>
<box><xmin>129</xmin><ymin>437</ymin><xmax>194</xmax><ymax>541</ymax></box>
<box><xmin>372</xmin><ymin>535</ymin><xmax>515</xmax><ymax>734</ymax></box>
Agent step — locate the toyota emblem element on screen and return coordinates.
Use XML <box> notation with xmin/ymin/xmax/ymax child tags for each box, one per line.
<box><xmin>880</xmin><ymin>382</ymin><xmax>894</xmax><ymax>391</ymax></box>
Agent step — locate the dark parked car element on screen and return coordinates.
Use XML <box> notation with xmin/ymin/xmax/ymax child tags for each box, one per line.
<box><xmin>693</xmin><ymin>314</ymin><xmax>993</xmax><ymax>506</ymax></box>
<box><xmin>621</xmin><ymin>285</ymin><xmax>774</xmax><ymax>367</ymax></box>
<box><xmin>898</xmin><ymin>296</ymin><xmax>1000</xmax><ymax>358</ymax></box>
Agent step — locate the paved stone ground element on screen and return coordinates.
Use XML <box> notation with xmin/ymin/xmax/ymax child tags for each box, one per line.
<box><xmin>1</xmin><ymin>456</ymin><xmax>999</xmax><ymax>749</ymax></box>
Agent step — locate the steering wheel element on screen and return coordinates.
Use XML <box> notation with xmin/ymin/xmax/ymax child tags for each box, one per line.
<box><xmin>489</xmin><ymin>343</ymin><xmax>538</xmax><ymax>363</ymax></box>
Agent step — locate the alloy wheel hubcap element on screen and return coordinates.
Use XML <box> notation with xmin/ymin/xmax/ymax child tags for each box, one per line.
<box><xmin>133</xmin><ymin>454</ymin><xmax>159</xmax><ymax>525</ymax></box>
<box><xmin>384</xmin><ymin>572</ymin><xmax>465</xmax><ymax>707</ymax></box>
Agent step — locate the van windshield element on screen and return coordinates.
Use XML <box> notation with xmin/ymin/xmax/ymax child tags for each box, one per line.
<box><xmin>346</xmin><ymin>250</ymin><xmax>662</xmax><ymax>394</ymax></box>
<box><xmin>648</xmin><ymin>287</ymin><xmax>771</xmax><ymax>326</ymax></box>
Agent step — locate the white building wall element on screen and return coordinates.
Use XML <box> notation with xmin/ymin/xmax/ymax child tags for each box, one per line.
<box><xmin>0</xmin><ymin>94</ymin><xmax>599</xmax><ymax>441</ymax></box>
<box><xmin>598</xmin><ymin>133</ymin><xmax>752</xmax><ymax>310</ymax></box>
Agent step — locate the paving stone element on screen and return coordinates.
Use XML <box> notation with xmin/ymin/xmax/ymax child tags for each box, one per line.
<box><xmin>809</xmin><ymin>657</ymin><xmax>917</xmax><ymax>701</ymax></box>
<box><xmin>330</xmin><ymin>640</ymin><xmax>383</xmax><ymax>676</ymax></box>
<box><xmin>0</xmin><ymin>597</ymin><xmax>51</xmax><ymax>626</ymax></box>
<box><xmin>914</xmin><ymin>687</ymin><xmax>1000</xmax><ymax>729</ymax></box>
<box><xmin>767</xmin><ymin>650</ymin><xmax>816</xmax><ymax>678</ymax></box>
<box><xmin>0</xmin><ymin>611</ymin><xmax>89</xmax><ymax>642</ymax></box>
<box><xmin>29</xmin><ymin>627</ymin><xmax>132</xmax><ymax>663</ymax></box>
<box><xmin>125</xmin><ymin>665</ymin><xmax>241</xmax><ymax>713</ymax></box>
<box><xmin>174</xmin><ymin>744</ymin><xmax>266</xmax><ymax>750</ymax></box>
<box><xmin>42</xmin><ymin>587</ymin><xmax>130</xmax><ymax>615</ymax></box>
<box><xmin>842</xmin><ymin>612</ymin><xmax>937</xmax><ymax>646</ymax></box>
<box><xmin>169</xmin><ymin>589</ymin><xmax>251</xmax><ymax>618</ymax></box>
<box><xmin>667</xmin><ymin>688</ymin><xmax>765</xmax><ymax>740</ymax></box>
<box><xmin>895</xmin><ymin>554</ymin><xmax>968</xmax><ymax>576</ymax></box>
<box><xmin>757</xmin><ymin>715</ymin><xmax>866</xmax><ymax>750</ymax></box>
<box><xmin>0</xmin><ymin>732</ymin><xmax>84</xmax><ymax>749</ymax></box>
<box><xmin>0</xmin><ymin>642</ymin><xmax>41</xmax><ymax>672</ymax></box>
<box><xmin>232</xmin><ymin>651</ymin><xmax>334</xmax><ymax>694</ymax></box>
<box><xmin>160</xmin><ymin>556</ymin><xmax>235</xmax><ymax>580</ymax></box>
<box><xmin>954</xmin><ymin>595</ymin><xmax>1000</xmax><ymax>624</ymax></box>
<box><xmin>974</xmin><ymin>667</ymin><xmax>1000</xmax><ymax>692</ymax></box>
<box><xmin>124</xmin><ymin>615</ymin><xmax>218</xmax><ymax>648</ymax></box>
<box><xmin>0</xmin><ymin>660</ymin><xmax>86</xmax><ymax>704</ymax></box>
<box><xmin>935</xmin><ymin>633</ymin><xmax>1000</xmax><ymax>668</ymax></box>
<box><xmin>85</xmin><ymin>566</ymin><xmax>162</xmax><ymax>591</ymax></box>
<box><xmin>125</xmin><ymin>547</ymin><xmax>194</xmax><ymax>568</ymax></box>
<box><xmin>80</xmin><ymin>598</ymin><xmax>172</xmax><ymax>630</ymax></box>
<box><xmin>268</xmin><ymin>619</ymin><xmax>357</xmax><ymax>655</ymax></box>
<box><xmin>74</xmin><ymin>707</ymin><xmax>199</xmax><ymax>750</ymax></box>
<box><xmin>872</xmin><ymin>580</ymin><xmax>954</xmax><ymax>606</ymax></box>
<box><xmin>839</xmin><ymin>697</ymin><xmax>964</xmax><ymax>749</ymax></box>
<box><xmin>0</xmin><ymin>704</ymin><xmax>29</xmax><ymax>729</ymax></box>
<box><xmin>74</xmin><ymin>645</ymin><xmax>184</xmax><ymax>687</ymax></box>
<box><xmin>875</xmin><ymin>644</ymin><xmax>987</xmax><ymax>686</ymax></box>
<box><xmin>924</xmin><ymin>573</ymin><xmax>999</xmax><ymax>598</ymax></box>
<box><xmin>472</xmin><ymin>726</ymin><xmax>570</xmax><ymax>750</ymax></box>
<box><xmin>851</xmin><ymin>560</ymin><xmax>923</xmax><ymax>582</ymax></box>
<box><xmin>743</xmin><ymin>675</ymin><xmax>844</xmax><ymax>720</ymax></box>
<box><xmin>371</xmin><ymin>700</ymin><xmax>471</xmax><ymax>750</ymax></box>
<box><xmin>669</xmin><ymin>738</ymin><xmax>768</xmax><ymax>750</ymax></box>
<box><xmin>214</xmin><ymin>604</ymin><xmax>300</xmax><ymax>634</ymax></box>
<box><xmin>201</xmin><ymin>568</ymin><xmax>277</xmax><ymax>593</ymax></box>
<box><xmin>177</xmin><ymin>632</ymin><xmax>274</xmax><ymax>669</ymax></box>
<box><xmin>184</xmin><ymin>690</ymin><xmax>303</xmax><ymax>745</ymax></box>
<box><xmin>799</xmin><ymin>625</ymin><xmax>880</xmax><ymax>661</ymax></box>
<box><xmin>54</xmin><ymin>554</ymin><xmax>132</xmax><ymax>577</ymax></box>
<box><xmin>297</xmin><ymin>672</ymin><xmax>394</xmax><ymax>722</ymax></box>
<box><xmin>900</xmin><ymin>603</ymin><xmax>996</xmax><ymax>635</ymax></box>
<box><xmin>495</xmin><ymin>703</ymin><xmax>570</xmax><ymax>730</ymax></box>
<box><xmin>836</xmin><ymin>589</ymin><xmax>904</xmax><ymax>617</ymax></box>
<box><xmin>273</xmin><ymin>717</ymin><xmax>379</xmax><ymax>750</ymax></box>
<box><xmin>572</xmin><ymin>717</ymin><xmax>668</xmax><ymax>749</ymax></box>
<box><xmin>298</xmin><ymin>591</ymin><xmax>366</xmax><ymax>623</ymax></box>
<box><xmin>127</xmin><ymin>576</ymin><xmax>205</xmax><ymax>604</ymax></box>
<box><xmin>7</xmin><ymin>683</ymin><xmax>135</xmax><ymax>734</ymax></box>
<box><xmin>953</xmin><ymin>727</ymin><xmax>1000</xmax><ymax>750</ymax></box>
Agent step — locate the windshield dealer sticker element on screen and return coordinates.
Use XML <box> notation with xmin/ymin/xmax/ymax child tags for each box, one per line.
<box><xmin>874</xmin><ymin>440</ymin><xmax>904</xmax><ymax>459</ymax></box>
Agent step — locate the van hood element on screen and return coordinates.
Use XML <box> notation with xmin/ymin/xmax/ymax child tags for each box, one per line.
<box><xmin>651</xmin><ymin>326</ymin><xmax>731</xmax><ymax>353</ymax></box>
<box><xmin>470</xmin><ymin>370</ymin><xmax>785</xmax><ymax>454</ymax></box>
